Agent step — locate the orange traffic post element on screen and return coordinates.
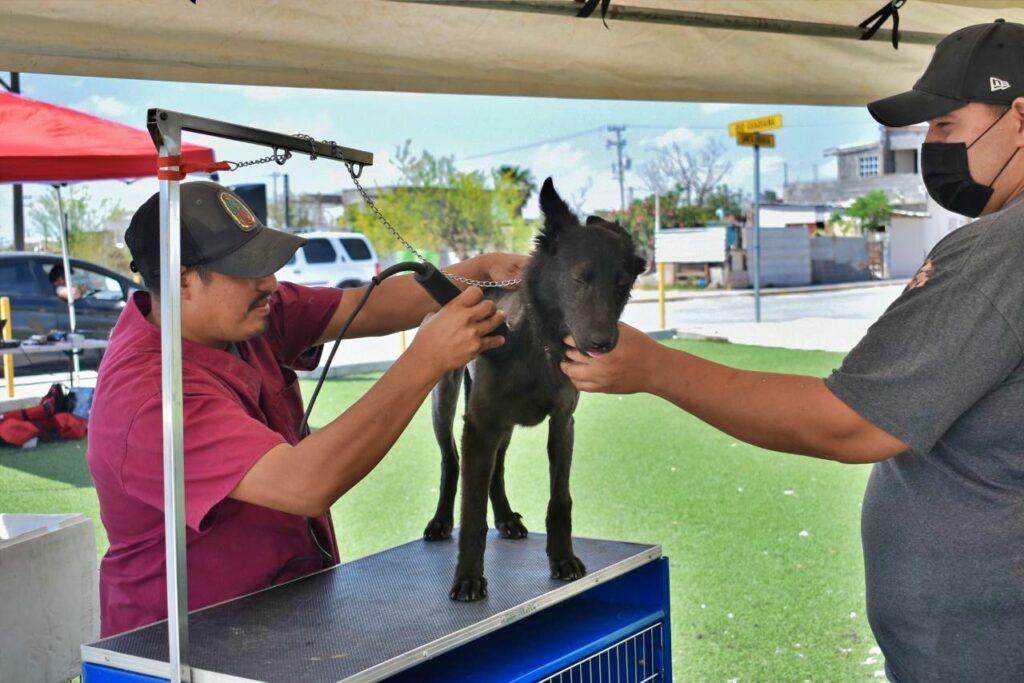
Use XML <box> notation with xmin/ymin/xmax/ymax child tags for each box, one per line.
<box><xmin>1</xmin><ymin>296</ymin><xmax>13</xmax><ymax>398</ymax></box>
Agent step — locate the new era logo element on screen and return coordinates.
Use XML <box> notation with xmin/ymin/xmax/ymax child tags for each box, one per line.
<box><xmin>990</xmin><ymin>76</ymin><xmax>1011</xmax><ymax>91</ymax></box>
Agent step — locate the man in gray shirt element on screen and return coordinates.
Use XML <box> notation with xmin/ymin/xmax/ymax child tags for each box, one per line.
<box><xmin>560</xmin><ymin>20</ymin><xmax>1024</xmax><ymax>683</ymax></box>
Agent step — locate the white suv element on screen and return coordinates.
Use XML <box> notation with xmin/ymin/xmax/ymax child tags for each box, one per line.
<box><xmin>276</xmin><ymin>231</ymin><xmax>379</xmax><ymax>288</ymax></box>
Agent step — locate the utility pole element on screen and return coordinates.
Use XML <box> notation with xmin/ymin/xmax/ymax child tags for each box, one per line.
<box><xmin>1</xmin><ymin>72</ymin><xmax>24</xmax><ymax>250</ymax></box>
<box><xmin>269</xmin><ymin>171</ymin><xmax>282</xmax><ymax>227</ymax></box>
<box><xmin>283</xmin><ymin>173</ymin><xmax>291</xmax><ymax>228</ymax></box>
<box><xmin>606</xmin><ymin>125</ymin><xmax>630</xmax><ymax>212</ymax></box>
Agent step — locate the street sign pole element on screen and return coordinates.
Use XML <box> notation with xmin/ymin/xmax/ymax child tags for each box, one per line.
<box><xmin>753</xmin><ymin>143</ymin><xmax>761</xmax><ymax>323</ymax></box>
<box><xmin>729</xmin><ymin>114</ymin><xmax>780</xmax><ymax>323</ymax></box>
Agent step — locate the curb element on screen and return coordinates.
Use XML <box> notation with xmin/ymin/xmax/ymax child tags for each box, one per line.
<box><xmin>629</xmin><ymin>278</ymin><xmax>908</xmax><ymax>304</ymax></box>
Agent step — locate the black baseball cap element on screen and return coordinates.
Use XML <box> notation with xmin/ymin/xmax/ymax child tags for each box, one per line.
<box><xmin>868</xmin><ymin>19</ymin><xmax>1024</xmax><ymax>127</ymax></box>
<box><xmin>125</xmin><ymin>181</ymin><xmax>306</xmax><ymax>283</ymax></box>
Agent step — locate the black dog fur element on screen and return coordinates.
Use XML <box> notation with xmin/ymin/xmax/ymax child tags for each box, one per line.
<box><xmin>423</xmin><ymin>178</ymin><xmax>646</xmax><ymax>601</ymax></box>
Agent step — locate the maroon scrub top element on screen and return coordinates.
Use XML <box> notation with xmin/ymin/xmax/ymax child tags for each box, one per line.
<box><xmin>87</xmin><ymin>282</ymin><xmax>344</xmax><ymax>636</ymax></box>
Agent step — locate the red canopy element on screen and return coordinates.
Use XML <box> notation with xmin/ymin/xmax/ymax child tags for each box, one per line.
<box><xmin>0</xmin><ymin>92</ymin><xmax>215</xmax><ymax>183</ymax></box>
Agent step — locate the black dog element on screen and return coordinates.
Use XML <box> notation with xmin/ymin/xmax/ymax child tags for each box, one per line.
<box><xmin>423</xmin><ymin>178</ymin><xmax>645</xmax><ymax>601</ymax></box>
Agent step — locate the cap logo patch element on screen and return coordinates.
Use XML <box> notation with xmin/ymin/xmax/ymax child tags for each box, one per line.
<box><xmin>990</xmin><ymin>77</ymin><xmax>1011</xmax><ymax>92</ymax></box>
<box><xmin>219</xmin><ymin>192</ymin><xmax>257</xmax><ymax>231</ymax></box>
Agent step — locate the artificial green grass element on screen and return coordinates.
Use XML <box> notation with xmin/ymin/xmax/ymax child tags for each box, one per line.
<box><xmin>0</xmin><ymin>340</ymin><xmax>881</xmax><ymax>682</ymax></box>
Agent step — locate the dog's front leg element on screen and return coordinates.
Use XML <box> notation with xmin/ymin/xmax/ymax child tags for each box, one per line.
<box><xmin>546</xmin><ymin>409</ymin><xmax>586</xmax><ymax>581</ymax></box>
<box><xmin>424</xmin><ymin>368</ymin><xmax>464</xmax><ymax>541</ymax></box>
<box><xmin>451</xmin><ymin>417</ymin><xmax>506</xmax><ymax>601</ymax></box>
<box><xmin>491</xmin><ymin>431</ymin><xmax>528</xmax><ymax>539</ymax></box>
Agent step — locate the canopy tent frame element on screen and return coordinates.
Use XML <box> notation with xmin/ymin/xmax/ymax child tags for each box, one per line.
<box><xmin>394</xmin><ymin>0</ymin><xmax>946</xmax><ymax>45</ymax></box>
<box><xmin>146</xmin><ymin>108</ymin><xmax>373</xmax><ymax>683</ymax></box>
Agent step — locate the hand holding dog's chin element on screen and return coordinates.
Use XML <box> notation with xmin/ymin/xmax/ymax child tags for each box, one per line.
<box><xmin>560</xmin><ymin>323</ymin><xmax>657</xmax><ymax>395</ymax></box>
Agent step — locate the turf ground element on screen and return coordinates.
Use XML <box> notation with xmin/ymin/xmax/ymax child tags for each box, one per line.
<box><xmin>0</xmin><ymin>340</ymin><xmax>883</xmax><ymax>682</ymax></box>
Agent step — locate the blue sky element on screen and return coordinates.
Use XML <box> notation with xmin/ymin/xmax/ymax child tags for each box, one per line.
<box><xmin>2</xmin><ymin>72</ymin><xmax>882</xmax><ymax>239</ymax></box>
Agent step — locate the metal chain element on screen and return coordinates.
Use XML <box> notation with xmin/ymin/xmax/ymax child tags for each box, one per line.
<box><xmin>340</xmin><ymin>155</ymin><xmax>521</xmax><ymax>289</ymax></box>
<box><xmin>226</xmin><ymin>148</ymin><xmax>291</xmax><ymax>171</ymax></box>
<box><xmin>225</xmin><ymin>132</ymin><xmax>520</xmax><ymax>288</ymax></box>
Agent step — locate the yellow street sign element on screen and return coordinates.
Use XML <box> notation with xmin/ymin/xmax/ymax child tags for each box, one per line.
<box><xmin>728</xmin><ymin>114</ymin><xmax>783</xmax><ymax>137</ymax></box>
<box><xmin>736</xmin><ymin>132</ymin><xmax>775</xmax><ymax>148</ymax></box>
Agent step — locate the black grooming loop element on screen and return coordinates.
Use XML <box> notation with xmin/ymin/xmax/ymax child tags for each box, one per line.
<box><xmin>859</xmin><ymin>0</ymin><xmax>906</xmax><ymax>49</ymax></box>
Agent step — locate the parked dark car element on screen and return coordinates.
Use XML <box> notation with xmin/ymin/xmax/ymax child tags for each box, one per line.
<box><xmin>0</xmin><ymin>252</ymin><xmax>141</xmax><ymax>372</ymax></box>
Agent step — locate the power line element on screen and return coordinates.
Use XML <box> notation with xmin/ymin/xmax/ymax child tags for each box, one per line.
<box><xmin>455</xmin><ymin>127</ymin><xmax>604</xmax><ymax>161</ymax></box>
<box><xmin>455</xmin><ymin>121</ymin><xmax>872</xmax><ymax>163</ymax></box>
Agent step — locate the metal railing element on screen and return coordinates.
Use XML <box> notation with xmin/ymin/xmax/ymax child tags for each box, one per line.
<box><xmin>539</xmin><ymin>622</ymin><xmax>666</xmax><ymax>683</ymax></box>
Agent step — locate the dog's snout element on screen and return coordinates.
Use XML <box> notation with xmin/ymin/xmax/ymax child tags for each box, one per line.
<box><xmin>588</xmin><ymin>337</ymin><xmax>617</xmax><ymax>354</ymax></box>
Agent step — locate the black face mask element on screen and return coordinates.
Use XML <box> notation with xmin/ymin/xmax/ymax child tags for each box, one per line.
<box><xmin>921</xmin><ymin>108</ymin><xmax>1018</xmax><ymax>218</ymax></box>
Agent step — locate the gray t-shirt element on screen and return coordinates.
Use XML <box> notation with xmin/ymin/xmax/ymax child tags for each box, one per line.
<box><xmin>825</xmin><ymin>195</ymin><xmax>1024</xmax><ymax>683</ymax></box>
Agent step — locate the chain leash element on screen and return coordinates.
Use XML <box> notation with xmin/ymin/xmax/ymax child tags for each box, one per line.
<box><xmin>296</xmin><ymin>135</ymin><xmax>521</xmax><ymax>289</ymax></box>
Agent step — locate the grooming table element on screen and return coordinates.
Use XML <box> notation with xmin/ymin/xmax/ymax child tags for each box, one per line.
<box><xmin>82</xmin><ymin>532</ymin><xmax>670</xmax><ymax>682</ymax></box>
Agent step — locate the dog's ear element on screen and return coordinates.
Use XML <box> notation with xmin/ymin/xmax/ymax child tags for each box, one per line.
<box><xmin>585</xmin><ymin>215</ymin><xmax>603</xmax><ymax>226</ymax></box>
<box><xmin>536</xmin><ymin>177</ymin><xmax>577</xmax><ymax>250</ymax></box>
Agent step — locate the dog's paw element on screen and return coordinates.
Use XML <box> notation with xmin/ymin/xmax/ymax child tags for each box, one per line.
<box><xmin>423</xmin><ymin>518</ymin><xmax>453</xmax><ymax>541</ymax></box>
<box><xmin>549</xmin><ymin>556</ymin><xmax>587</xmax><ymax>581</ymax></box>
<box><xmin>496</xmin><ymin>513</ymin><xmax>528</xmax><ymax>539</ymax></box>
<box><xmin>449</xmin><ymin>575</ymin><xmax>488</xmax><ymax>602</ymax></box>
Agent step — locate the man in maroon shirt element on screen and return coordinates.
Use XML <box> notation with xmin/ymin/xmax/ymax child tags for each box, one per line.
<box><xmin>87</xmin><ymin>181</ymin><xmax>521</xmax><ymax>636</ymax></box>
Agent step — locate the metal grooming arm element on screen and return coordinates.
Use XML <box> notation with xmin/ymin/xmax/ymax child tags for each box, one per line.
<box><xmin>145</xmin><ymin>109</ymin><xmax>372</xmax><ymax>683</ymax></box>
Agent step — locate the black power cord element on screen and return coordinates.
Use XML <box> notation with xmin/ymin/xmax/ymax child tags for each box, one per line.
<box><xmin>300</xmin><ymin>260</ymin><xmax>508</xmax><ymax>434</ymax></box>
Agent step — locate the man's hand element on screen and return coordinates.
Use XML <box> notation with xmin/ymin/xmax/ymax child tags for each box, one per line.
<box><xmin>481</xmin><ymin>252</ymin><xmax>527</xmax><ymax>285</ymax></box>
<box><xmin>561</xmin><ymin>322</ymin><xmax>660</xmax><ymax>394</ymax></box>
<box><xmin>410</xmin><ymin>286</ymin><xmax>506</xmax><ymax>374</ymax></box>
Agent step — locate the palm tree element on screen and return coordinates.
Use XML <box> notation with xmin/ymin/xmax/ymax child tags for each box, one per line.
<box><xmin>496</xmin><ymin>165</ymin><xmax>537</xmax><ymax>218</ymax></box>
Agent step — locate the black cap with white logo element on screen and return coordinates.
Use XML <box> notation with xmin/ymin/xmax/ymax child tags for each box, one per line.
<box><xmin>125</xmin><ymin>181</ymin><xmax>306</xmax><ymax>284</ymax></box>
<box><xmin>869</xmin><ymin>19</ymin><xmax>1024</xmax><ymax>127</ymax></box>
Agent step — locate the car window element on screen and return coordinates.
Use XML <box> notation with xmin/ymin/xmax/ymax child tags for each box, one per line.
<box><xmin>0</xmin><ymin>261</ymin><xmax>45</xmax><ymax>297</ymax></box>
<box><xmin>302</xmin><ymin>238</ymin><xmax>337</xmax><ymax>264</ymax></box>
<box><xmin>70</xmin><ymin>268</ymin><xmax>124</xmax><ymax>301</ymax></box>
<box><xmin>340</xmin><ymin>237</ymin><xmax>372</xmax><ymax>260</ymax></box>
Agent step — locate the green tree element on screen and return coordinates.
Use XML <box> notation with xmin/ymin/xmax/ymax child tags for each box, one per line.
<box><xmin>494</xmin><ymin>165</ymin><xmax>536</xmax><ymax>218</ymax></box>
<box><xmin>831</xmin><ymin>190</ymin><xmax>894</xmax><ymax>234</ymax></box>
<box><xmin>27</xmin><ymin>187</ymin><xmax>131</xmax><ymax>273</ymax></box>
<box><xmin>344</xmin><ymin>141</ymin><xmax>530</xmax><ymax>259</ymax></box>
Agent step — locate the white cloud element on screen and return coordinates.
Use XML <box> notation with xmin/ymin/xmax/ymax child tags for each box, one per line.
<box><xmin>646</xmin><ymin>127</ymin><xmax>707</xmax><ymax>149</ymax></box>
<box><xmin>78</xmin><ymin>94</ymin><xmax>131</xmax><ymax>118</ymax></box>
<box><xmin>533</xmin><ymin>142</ymin><xmax>586</xmax><ymax>170</ymax></box>
<box><xmin>723</xmin><ymin>153</ymin><xmax>787</xmax><ymax>195</ymax></box>
<box><xmin>700</xmin><ymin>102</ymin><xmax>740</xmax><ymax>114</ymax></box>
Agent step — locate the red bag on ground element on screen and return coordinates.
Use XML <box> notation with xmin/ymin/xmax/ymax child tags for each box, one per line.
<box><xmin>0</xmin><ymin>384</ymin><xmax>86</xmax><ymax>446</ymax></box>
<box><xmin>0</xmin><ymin>418</ymin><xmax>42</xmax><ymax>446</ymax></box>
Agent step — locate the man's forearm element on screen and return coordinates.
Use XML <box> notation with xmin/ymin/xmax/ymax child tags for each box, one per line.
<box><xmin>288</xmin><ymin>351</ymin><xmax>441</xmax><ymax>513</ymax></box>
<box><xmin>643</xmin><ymin>345</ymin><xmax>897</xmax><ymax>462</ymax></box>
<box><xmin>346</xmin><ymin>258</ymin><xmax>491</xmax><ymax>337</ymax></box>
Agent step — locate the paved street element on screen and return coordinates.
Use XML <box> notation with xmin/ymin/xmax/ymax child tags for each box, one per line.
<box><xmin>622</xmin><ymin>282</ymin><xmax>906</xmax><ymax>353</ymax></box>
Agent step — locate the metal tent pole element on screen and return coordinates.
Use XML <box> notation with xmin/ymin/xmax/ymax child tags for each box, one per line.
<box><xmin>146</xmin><ymin>108</ymin><xmax>372</xmax><ymax>683</ymax></box>
<box><xmin>54</xmin><ymin>184</ymin><xmax>81</xmax><ymax>387</ymax></box>
<box><xmin>157</xmin><ymin>113</ymin><xmax>190</xmax><ymax>683</ymax></box>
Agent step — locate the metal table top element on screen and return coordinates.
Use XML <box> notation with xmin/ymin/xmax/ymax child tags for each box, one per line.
<box><xmin>82</xmin><ymin>532</ymin><xmax>660</xmax><ymax>683</ymax></box>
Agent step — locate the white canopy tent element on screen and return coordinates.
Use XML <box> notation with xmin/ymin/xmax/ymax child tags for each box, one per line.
<box><xmin>8</xmin><ymin>2</ymin><xmax>1024</xmax><ymax>681</ymax></box>
<box><xmin>3</xmin><ymin>1</ymin><xmax>1024</xmax><ymax>106</ymax></box>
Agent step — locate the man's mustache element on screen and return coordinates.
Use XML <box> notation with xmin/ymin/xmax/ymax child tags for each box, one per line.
<box><xmin>248</xmin><ymin>293</ymin><xmax>272</xmax><ymax>311</ymax></box>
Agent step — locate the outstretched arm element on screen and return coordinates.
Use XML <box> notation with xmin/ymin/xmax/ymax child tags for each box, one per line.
<box><xmin>561</xmin><ymin>323</ymin><xmax>907</xmax><ymax>464</ymax></box>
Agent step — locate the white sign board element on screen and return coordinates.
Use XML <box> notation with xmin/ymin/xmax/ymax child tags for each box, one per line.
<box><xmin>655</xmin><ymin>227</ymin><xmax>728</xmax><ymax>264</ymax></box>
